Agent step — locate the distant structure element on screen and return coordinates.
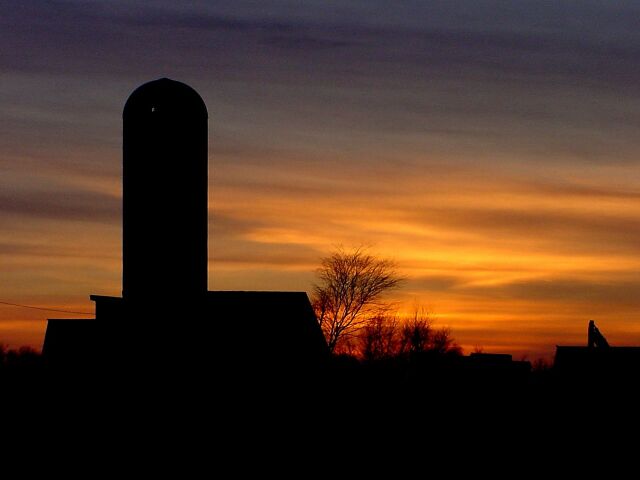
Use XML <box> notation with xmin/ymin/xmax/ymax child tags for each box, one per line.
<box><xmin>459</xmin><ymin>353</ymin><xmax>531</xmax><ymax>385</ymax></box>
<box><xmin>555</xmin><ymin>321</ymin><xmax>640</xmax><ymax>380</ymax></box>
<box><xmin>43</xmin><ymin>78</ymin><xmax>328</xmax><ymax>376</ymax></box>
<box><xmin>587</xmin><ymin>319</ymin><xmax>609</xmax><ymax>348</ymax></box>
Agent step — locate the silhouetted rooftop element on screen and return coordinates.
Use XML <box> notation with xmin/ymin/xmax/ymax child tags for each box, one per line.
<box><xmin>84</xmin><ymin>291</ymin><xmax>330</xmax><ymax>367</ymax></box>
<box><xmin>42</xmin><ymin>319</ymin><xmax>98</xmax><ymax>367</ymax></box>
<box><xmin>208</xmin><ymin>290</ymin><xmax>312</xmax><ymax>302</ymax></box>
<box><xmin>123</xmin><ymin>78</ymin><xmax>208</xmax><ymax>119</ymax></box>
<box><xmin>209</xmin><ymin>291</ymin><xmax>329</xmax><ymax>364</ymax></box>
<box><xmin>555</xmin><ymin>345</ymin><xmax>640</xmax><ymax>375</ymax></box>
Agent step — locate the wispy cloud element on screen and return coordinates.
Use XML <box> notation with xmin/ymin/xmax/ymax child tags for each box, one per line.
<box><xmin>0</xmin><ymin>189</ymin><xmax>119</xmax><ymax>224</ymax></box>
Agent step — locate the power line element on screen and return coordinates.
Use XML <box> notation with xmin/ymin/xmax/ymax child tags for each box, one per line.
<box><xmin>0</xmin><ymin>300</ymin><xmax>93</xmax><ymax>316</ymax></box>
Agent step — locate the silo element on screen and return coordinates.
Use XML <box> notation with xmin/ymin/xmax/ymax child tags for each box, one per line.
<box><xmin>122</xmin><ymin>78</ymin><xmax>208</xmax><ymax>302</ymax></box>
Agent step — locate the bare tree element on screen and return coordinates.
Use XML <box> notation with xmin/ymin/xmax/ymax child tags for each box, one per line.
<box><xmin>360</xmin><ymin>314</ymin><xmax>399</xmax><ymax>361</ymax></box>
<box><xmin>399</xmin><ymin>308</ymin><xmax>432</xmax><ymax>355</ymax></box>
<box><xmin>313</xmin><ymin>247</ymin><xmax>403</xmax><ymax>353</ymax></box>
<box><xmin>396</xmin><ymin>308</ymin><xmax>462</xmax><ymax>357</ymax></box>
<box><xmin>430</xmin><ymin>327</ymin><xmax>462</xmax><ymax>356</ymax></box>
<box><xmin>532</xmin><ymin>358</ymin><xmax>552</xmax><ymax>372</ymax></box>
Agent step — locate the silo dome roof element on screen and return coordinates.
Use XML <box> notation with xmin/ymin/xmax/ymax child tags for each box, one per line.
<box><xmin>123</xmin><ymin>78</ymin><xmax>208</xmax><ymax>119</ymax></box>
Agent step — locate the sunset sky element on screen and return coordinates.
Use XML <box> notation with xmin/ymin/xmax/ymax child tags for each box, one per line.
<box><xmin>2</xmin><ymin>1</ymin><xmax>640</xmax><ymax>359</ymax></box>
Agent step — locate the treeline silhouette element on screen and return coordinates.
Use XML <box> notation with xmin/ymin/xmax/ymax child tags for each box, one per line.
<box><xmin>1</xmin><ymin>246</ymin><xmax>632</xmax><ymax>408</ymax></box>
<box><xmin>357</xmin><ymin>312</ymin><xmax>461</xmax><ymax>360</ymax></box>
<box><xmin>326</xmin><ymin>332</ymin><xmax>532</xmax><ymax>398</ymax></box>
<box><xmin>0</xmin><ymin>344</ymin><xmax>45</xmax><ymax>390</ymax></box>
<box><xmin>0</xmin><ymin>335</ymin><xmax>547</xmax><ymax>397</ymax></box>
<box><xmin>0</xmin><ymin>344</ymin><xmax>42</xmax><ymax>372</ymax></box>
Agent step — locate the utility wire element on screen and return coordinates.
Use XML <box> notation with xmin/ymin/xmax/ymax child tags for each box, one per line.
<box><xmin>0</xmin><ymin>300</ymin><xmax>93</xmax><ymax>316</ymax></box>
